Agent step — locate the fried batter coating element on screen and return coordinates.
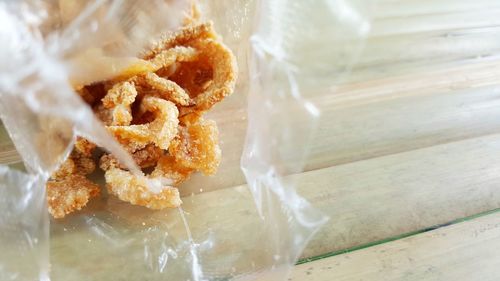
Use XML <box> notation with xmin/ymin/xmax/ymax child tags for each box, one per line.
<box><xmin>105</xmin><ymin>167</ymin><xmax>181</xmax><ymax>209</ymax></box>
<box><xmin>101</xmin><ymin>81</ymin><xmax>138</xmax><ymax>126</ymax></box>
<box><xmin>151</xmin><ymin>155</ymin><xmax>193</xmax><ymax>185</ymax></box>
<box><xmin>139</xmin><ymin>72</ymin><xmax>191</xmax><ymax>106</ymax></box>
<box><xmin>71</xmin><ymin>152</ymin><xmax>95</xmax><ymax>175</ymax></box>
<box><xmin>100</xmin><ymin>144</ymin><xmax>163</xmax><ymax>170</ymax></box>
<box><xmin>47</xmin><ymin>175</ymin><xmax>100</xmax><ymax>219</ymax></box>
<box><xmin>144</xmin><ymin>22</ymin><xmax>215</xmax><ymax>60</ymax></box>
<box><xmin>45</xmin><ymin>19</ymin><xmax>236</xmax><ymax>217</ymax></box>
<box><xmin>74</xmin><ymin>137</ymin><xmax>96</xmax><ymax>157</ymax></box>
<box><xmin>107</xmin><ymin>46</ymin><xmax>198</xmax><ymax>83</ymax></box>
<box><xmin>174</xmin><ymin>39</ymin><xmax>237</xmax><ymax>114</ymax></box>
<box><xmin>169</xmin><ymin>118</ymin><xmax>221</xmax><ymax>175</ymax></box>
<box><xmin>144</xmin><ymin>22</ymin><xmax>237</xmax><ymax>115</ymax></box>
<box><xmin>108</xmin><ymin>96</ymin><xmax>179</xmax><ymax>151</ymax></box>
<box><xmin>51</xmin><ymin>156</ymin><xmax>78</xmax><ymax>180</ymax></box>
<box><xmin>150</xmin><ymin>46</ymin><xmax>198</xmax><ymax>71</ymax></box>
<box><xmin>51</xmin><ymin>150</ymin><xmax>95</xmax><ymax>180</ymax></box>
<box><xmin>102</xmin><ymin>81</ymin><xmax>137</xmax><ymax>109</ymax></box>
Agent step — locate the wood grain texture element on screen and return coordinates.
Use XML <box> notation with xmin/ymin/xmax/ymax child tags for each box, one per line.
<box><xmin>2</xmin><ymin>1</ymin><xmax>500</xmax><ymax>275</ymax></box>
<box><xmin>46</xmin><ymin>131</ymin><xmax>500</xmax><ymax>280</ymax></box>
<box><xmin>298</xmin><ymin>133</ymin><xmax>500</xmax><ymax>258</ymax></box>
<box><xmin>289</xmin><ymin>211</ymin><xmax>500</xmax><ymax>281</ymax></box>
<box><xmin>183</xmin><ymin>59</ymin><xmax>500</xmax><ymax>196</ymax></box>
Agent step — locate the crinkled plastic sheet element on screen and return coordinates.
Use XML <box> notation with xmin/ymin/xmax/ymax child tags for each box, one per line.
<box><xmin>0</xmin><ymin>0</ymin><xmax>370</xmax><ymax>280</ymax></box>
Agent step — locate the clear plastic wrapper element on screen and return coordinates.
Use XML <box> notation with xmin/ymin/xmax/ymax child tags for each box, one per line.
<box><xmin>0</xmin><ymin>0</ymin><xmax>372</xmax><ymax>280</ymax></box>
<box><xmin>6</xmin><ymin>0</ymin><xmax>500</xmax><ymax>280</ymax></box>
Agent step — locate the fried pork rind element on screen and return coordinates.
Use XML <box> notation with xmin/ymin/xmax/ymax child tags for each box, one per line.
<box><xmin>51</xmin><ymin>153</ymin><xmax>95</xmax><ymax>179</ymax></box>
<box><xmin>139</xmin><ymin>72</ymin><xmax>191</xmax><ymax>106</ymax></box>
<box><xmin>151</xmin><ymin>155</ymin><xmax>193</xmax><ymax>185</ymax></box>
<box><xmin>144</xmin><ymin>22</ymin><xmax>215</xmax><ymax>59</ymax></box>
<box><xmin>108</xmin><ymin>96</ymin><xmax>179</xmax><ymax>151</ymax></box>
<box><xmin>171</xmin><ymin>38</ymin><xmax>237</xmax><ymax>115</ymax></box>
<box><xmin>101</xmin><ymin>81</ymin><xmax>138</xmax><ymax>126</ymax></box>
<box><xmin>45</xmin><ymin>20</ymin><xmax>236</xmax><ymax>218</ymax></box>
<box><xmin>105</xmin><ymin>167</ymin><xmax>181</xmax><ymax>209</ymax></box>
<box><xmin>100</xmin><ymin>144</ymin><xmax>164</xmax><ymax>170</ymax></box>
<box><xmin>149</xmin><ymin>46</ymin><xmax>198</xmax><ymax>72</ymax></box>
<box><xmin>146</xmin><ymin>22</ymin><xmax>237</xmax><ymax>115</ymax></box>
<box><xmin>47</xmin><ymin>175</ymin><xmax>100</xmax><ymax>219</ymax></box>
<box><xmin>74</xmin><ymin>137</ymin><xmax>96</xmax><ymax>156</ymax></box>
<box><xmin>111</xmin><ymin>47</ymin><xmax>198</xmax><ymax>82</ymax></box>
<box><xmin>169</xmin><ymin>118</ymin><xmax>221</xmax><ymax>175</ymax></box>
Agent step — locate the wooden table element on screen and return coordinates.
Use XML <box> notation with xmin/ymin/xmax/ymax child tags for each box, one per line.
<box><xmin>285</xmin><ymin>0</ymin><xmax>500</xmax><ymax>279</ymax></box>
<box><xmin>2</xmin><ymin>0</ymin><xmax>500</xmax><ymax>280</ymax></box>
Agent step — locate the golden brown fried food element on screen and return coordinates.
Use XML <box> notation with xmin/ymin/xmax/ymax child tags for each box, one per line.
<box><xmin>138</xmin><ymin>72</ymin><xmax>191</xmax><ymax>106</ymax></box>
<box><xmin>145</xmin><ymin>22</ymin><xmax>215</xmax><ymax>59</ymax></box>
<box><xmin>51</xmin><ymin>150</ymin><xmax>95</xmax><ymax>180</ymax></box>
<box><xmin>100</xmin><ymin>144</ymin><xmax>164</xmax><ymax>170</ymax></box>
<box><xmin>46</xmin><ymin>19</ymin><xmax>236</xmax><ymax>218</ymax></box>
<box><xmin>172</xmin><ymin>39</ymin><xmax>237</xmax><ymax>115</ymax></box>
<box><xmin>101</xmin><ymin>81</ymin><xmax>138</xmax><ymax>126</ymax></box>
<box><xmin>108</xmin><ymin>96</ymin><xmax>179</xmax><ymax>151</ymax></box>
<box><xmin>146</xmin><ymin>23</ymin><xmax>237</xmax><ymax>115</ymax></box>
<box><xmin>109</xmin><ymin>47</ymin><xmax>198</xmax><ymax>82</ymax></box>
<box><xmin>105</xmin><ymin>167</ymin><xmax>181</xmax><ymax>209</ymax></box>
<box><xmin>169</xmin><ymin>118</ymin><xmax>221</xmax><ymax>175</ymax></box>
<box><xmin>74</xmin><ymin>137</ymin><xmax>96</xmax><ymax>157</ymax></box>
<box><xmin>47</xmin><ymin>175</ymin><xmax>100</xmax><ymax>219</ymax></box>
<box><xmin>151</xmin><ymin>155</ymin><xmax>193</xmax><ymax>185</ymax></box>
<box><xmin>149</xmin><ymin>46</ymin><xmax>198</xmax><ymax>71</ymax></box>
<box><xmin>51</xmin><ymin>156</ymin><xmax>78</xmax><ymax>180</ymax></box>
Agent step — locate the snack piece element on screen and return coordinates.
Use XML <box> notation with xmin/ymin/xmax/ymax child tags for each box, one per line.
<box><xmin>149</xmin><ymin>46</ymin><xmax>198</xmax><ymax>73</ymax></box>
<box><xmin>51</xmin><ymin>150</ymin><xmax>95</xmax><ymax>180</ymax></box>
<box><xmin>47</xmin><ymin>175</ymin><xmax>100</xmax><ymax>219</ymax></box>
<box><xmin>171</xmin><ymin>39</ymin><xmax>237</xmax><ymax>115</ymax></box>
<box><xmin>100</xmin><ymin>144</ymin><xmax>164</xmax><ymax>170</ymax></box>
<box><xmin>146</xmin><ymin>22</ymin><xmax>237</xmax><ymax>115</ymax></box>
<box><xmin>101</xmin><ymin>81</ymin><xmax>138</xmax><ymax>126</ymax></box>
<box><xmin>169</xmin><ymin>118</ymin><xmax>221</xmax><ymax>175</ymax></box>
<box><xmin>138</xmin><ymin>72</ymin><xmax>191</xmax><ymax>106</ymax></box>
<box><xmin>105</xmin><ymin>167</ymin><xmax>181</xmax><ymax>209</ymax></box>
<box><xmin>74</xmin><ymin>137</ymin><xmax>96</xmax><ymax>156</ymax></box>
<box><xmin>46</xmin><ymin>18</ymin><xmax>236</xmax><ymax>218</ymax></box>
<box><xmin>151</xmin><ymin>155</ymin><xmax>194</xmax><ymax>185</ymax></box>
<box><xmin>144</xmin><ymin>22</ymin><xmax>215</xmax><ymax>59</ymax></box>
<box><xmin>108</xmin><ymin>96</ymin><xmax>179</xmax><ymax>151</ymax></box>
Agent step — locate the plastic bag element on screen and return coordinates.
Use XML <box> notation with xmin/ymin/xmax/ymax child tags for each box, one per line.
<box><xmin>0</xmin><ymin>0</ymin><xmax>371</xmax><ymax>280</ymax></box>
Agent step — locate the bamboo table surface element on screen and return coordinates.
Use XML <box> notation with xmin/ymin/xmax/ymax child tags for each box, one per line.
<box><xmin>2</xmin><ymin>0</ymin><xmax>500</xmax><ymax>280</ymax></box>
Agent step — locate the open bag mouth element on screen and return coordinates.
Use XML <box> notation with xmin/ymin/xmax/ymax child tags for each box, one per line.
<box><xmin>0</xmin><ymin>0</ymin><xmax>343</xmax><ymax>280</ymax></box>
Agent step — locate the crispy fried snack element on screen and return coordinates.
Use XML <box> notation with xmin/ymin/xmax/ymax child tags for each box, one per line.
<box><xmin>101</xmin><ymin>81</ymin><xmax>138</xmax><ymax>126</ymax></box>
<box><xmin>47</xmin><ymin>19</ymin><xmax>236</xmax><ymax>218</ymax></box>
<box><xmin>108</xmin><ymin>96</ymin><xmax>179</xmax><ymax>151</ymax></box>
<box><xmin>151</xmin><ymin>155</ymin><xmax>194</xmax><ymax>185</ymax></box>
<box><xmin>105</xmin><ymin>167</ymin><xmax>181</xmax><ymax>209</ymax></box>
<box><xmin>171</xmin><ymin>38</ymin><xmax>237</xmax><ymax>115</ymax></box>
<box><xmin>100</xmin><ymin>144</ymin><xmax>164</xmax><ymax>170</ymax></box>
<box><xmin>146</xmin><ymin>22</ymin><xmax>237</xmax><ymax>115</ymax></box>
<box><xmin>139</xmin><ymin>72</ymin><xmax>191</xmax><ymax>106</ymax></box>
<box><xmin>169</xmin><ymin>118</ymin><xmax>221</xmax><ymax>175</ymax></box>
<box><xmin>47</xmin><ymin>175</ymin><xmax>100</xmax><ymax>219</ymax></box>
